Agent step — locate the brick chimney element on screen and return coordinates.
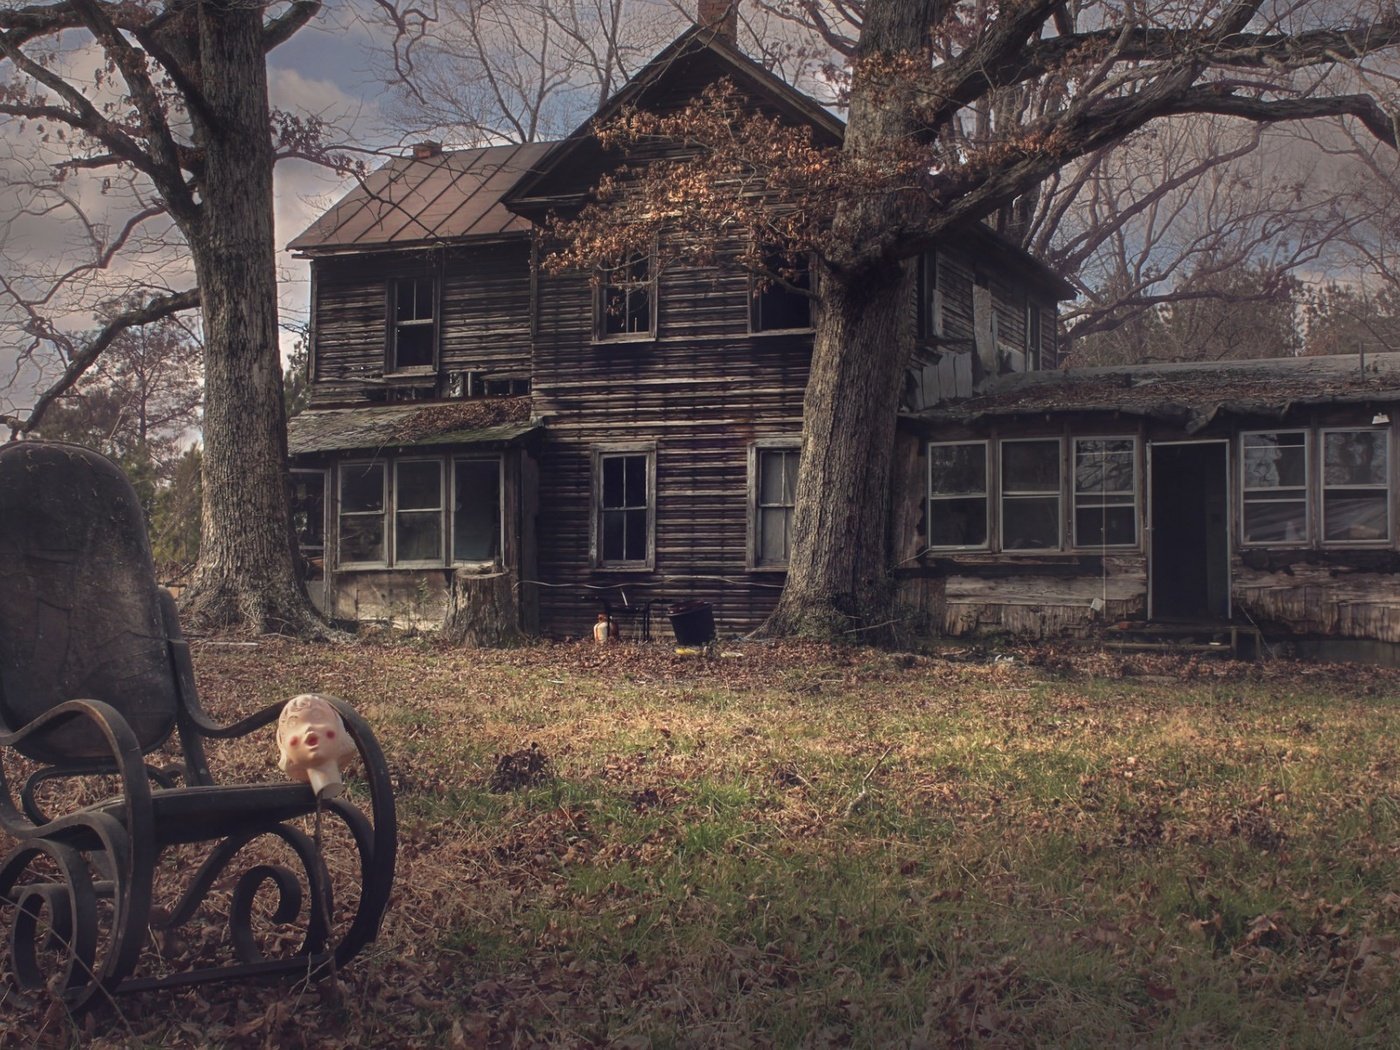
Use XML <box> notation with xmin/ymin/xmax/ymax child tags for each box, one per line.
<box><xmin>412</xmin><ymin>141</ymin><xmax>442</xmax><ymax>160</ymax></box>
<box><xmin>697</xmin><ymin>0</ymin><xmax>738</xmax><ymax>42</ymax></box>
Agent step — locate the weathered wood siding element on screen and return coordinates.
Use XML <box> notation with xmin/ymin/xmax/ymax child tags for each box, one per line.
<box><xmin>308</xmin><ymin>243</ymin><xmax>533</xmax><ymax>407</ymax></box>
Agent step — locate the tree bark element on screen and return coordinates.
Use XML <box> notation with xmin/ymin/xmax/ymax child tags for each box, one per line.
<box><xmin>174</xmin><ymin>2</ymin><xmax>328</xmax><ymax>636</ymax></box>
<box><xmin>442</xmin><ymin>570</ymin><xmax>523</xmax><ymax>647</ymax></box>
<box><xmin>762</xmin><ymin>0</ymin><xmax>933</xmax><ymax>644</ymax></box>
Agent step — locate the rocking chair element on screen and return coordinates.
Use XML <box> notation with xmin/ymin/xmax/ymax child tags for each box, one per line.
<box><xmin>0</xmin><ymin>441</ymin><xmax>396</xmax><ymax>1011</ymax></box>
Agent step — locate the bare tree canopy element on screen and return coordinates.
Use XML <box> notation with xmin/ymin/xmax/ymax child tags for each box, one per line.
<box><xmin>549</xmin><ymin>0</ymin><xmax>1400</xmax><ymax>641</ymax></box>
<box><xmin>0</xmin><ymin>0</ymin><xmax>334</xmax><ymax>635</ymax></box>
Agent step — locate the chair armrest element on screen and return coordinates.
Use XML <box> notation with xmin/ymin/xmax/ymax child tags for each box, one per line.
<box><xmin>0</xmin><ymin>699</ymin><xmax>154</xmax><ymax>845</ymax></box>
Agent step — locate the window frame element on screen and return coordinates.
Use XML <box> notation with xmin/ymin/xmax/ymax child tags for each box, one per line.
<box><xmin>1319</xmin><ymin>426</ymin><xmax>1391</xmax><ymax>547</ymax></box>
<box><xmin>1239</xmin><ymin>428</ymin><xmax>1311</xmax><ymax>548</ymax></box>
<box><xmin>917</xmin><ymin>249</ymin><xmax>942</xmax><ymax>340</ymax></box>
<box><xmin>591</xmin><ymin>444</ymin><xmax>656</xmax><ymax>570</ymax></box>
<box><xmin>595</xmin><ymin>249</ymin><xmax>657</xmax><ymax>341</ymax></box>
<box><xmin>749</xmin><ymin>246</ymin><xmax>814</xmax><ymax>335</ymax></box>
<box><xmin>391</xmin><ymin>457</ymin><xmax>446</xmax><ymax>568</ymax></box>
<box><xmin>387</xmin><ymin>275</ymin><xmax>438</xmax><ymax>374</ymax></box>
<box><xmin>748</xmin><ymin>439</ymin><xmax>801</xmax><ymax>571</ymax></box>
<box><xmin>1026</xmin><ymin>299</ymin><xmax>1043</xmax><ymax>372</ymax></box>
<box><xmin>927</xmin><ymin>440</ymin><xmax>990</xmax><ymax>551</ymax></box>
<box><xmin>1071</xmin><ymin>436</ymin><xmax>1140</xmax><ymax>550</ymax></box>
<box><xmin>1000</xmin><ymin>437</ymin><xmax>1063</xmax><ymax>552</ymax></box>
<box><xmin>337</xmin><ymin>460</ymin><xmax>389</xmax><ymax>569</ymax></box>
<box><xmin>451</xmin><ymin>454</ymin><xmax>505</xmax><ymax>567</ymax></box>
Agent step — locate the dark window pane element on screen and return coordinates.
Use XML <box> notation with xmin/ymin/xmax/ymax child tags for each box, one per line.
<box><xmin>1243</xmin><ymin>498</ymin><xmax>1307</xmax><ymax>543</ymax></box>
<box><xmin>602</xmin><ymin>509</ymin><xmax>626</xmax><ymax>561</ymax></box>
<box><xmin>1325</xmin><ymin>431</ymin><xmax>1386</xmax><ymax>486</ymax></box>
<box><xmin>929</xmin><ymin>497</ymin><xmax>986</xmax><ymax>547</ymax></box>
<box><xmin>291</xmin><ymin>473</ymin><xmax>325</xmax><ymax>548</ymax></box>
<box><xmin>1244</xmin><ymin>433</ymin><xmax>1306</xmax><ymax>489</ymax></box>
<box><xmin>396</xmin><ymin>461</ymin><xmax>441</xmax><ymax>511</ymax></box>
<box><xmin>340</xmin><ymin>515</ymin><xmax>384</xmax><ymax>563</ymax></box>
<box><xmin>1003</xmin><ymin>441</ymin><xmax>1059</xmax><ymax>491</ymax></box>
<box><xmin>1076</xmin><ymin>502</ymin><xmax>1135</xmax><ymax>546</ymax></box>
<box><xmin>625</xmin><ymin>455</ymin><xmax>647</xmax><ymax>507</ymax></box>
<box><xmin>929</xmin><ymin>444</ymin><xmax>985</xmax><ymax>495</ymax></box>
<box><xmin>602</xmin><ymin>456</ymin><xmax>625</xmax><ymax>508</ymax></box>
<box><xmin>395</xmin><ymin>324</ymin><xmax>434</xmax><ymax>368</ymax></box>
<box><xmin>1324</xmin><ymin>492</ymin><xmax>1388</xmax><ymax>541</ymax></box>
<box><xmin>396</xmin><ymin>510</ymin><xmax>441</xmax><ymax>562</ymax></box>
<box><xmin>753</xmin><ymin>248</ymin><xmax>811</xmax><ymax>332</ymax></box>
<box><xmin>1003</xmin><ymin>496</ymin><xmax>1059</xmax><ymax>550</ymax></box>
<box><xmin>624</xmin><ymin>508</ymin><xmax>647</xmax><ymax>561</ymax></box>
<box><xmin>454</xmin><ymin>460</ymin><xmax>501</xmax><ymax>562</ymax></box>
<box><xmin>341</xmin><ymin>464</ymin><xmax>384</xmax><ymax>513</ymax></box>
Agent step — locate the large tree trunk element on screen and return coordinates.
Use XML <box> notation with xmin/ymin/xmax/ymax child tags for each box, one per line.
<box><xmin>176</xmin><ymin>2</ymin><xmax>328</xmax><ymax>636</ymax></box>
<box><xmin>763</xmin><ymin>0</ymin><xmax>932</xmax><ymax>644</ymax></box>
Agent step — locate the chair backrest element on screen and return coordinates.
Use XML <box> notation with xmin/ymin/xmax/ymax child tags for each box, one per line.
<box><xmin>0</xmin><ymin>441</ymin><xmax>179</xmax><ymax>764</ymax></box>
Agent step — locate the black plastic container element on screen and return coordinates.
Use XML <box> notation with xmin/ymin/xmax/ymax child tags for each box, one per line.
<box><xmin>667</xmin><ymin>600</ymin><xmax>716</xmax><ymax>645</ymax></box>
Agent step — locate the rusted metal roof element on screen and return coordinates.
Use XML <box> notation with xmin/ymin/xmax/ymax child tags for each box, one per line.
<box><xmin>914</xmin><ymin>353</ymin><xmax>1400</xmax><ymax>432</ymax></box>
<box><xmin>288</xmin><ymin>398</ymin><xmax>540</xmax><ymax>456</ymax></box>
<box><xmin>288</xmin><ymin>142</ymin><xmax>556</xmax><ymax>254</ymax></box>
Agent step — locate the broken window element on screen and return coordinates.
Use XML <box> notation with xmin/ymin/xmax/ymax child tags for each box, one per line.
<box><xmin>750</xmin><ymin>247</ymin><xmax>812</xmax><ymax>333</ymax></box>
<box><xmin>453</xmin><ymin>458</ymin><xmax>502</xmax><ymax>563</ymax></box>
<box><xmin>1002</xmin><ymin>439</ymin><xmax>1061</xmax><ymax>550</ymax></box>
<box><xmin>1322</xmin><ymin>428</ymin><xmax>1389</xmax><ymax>543</ymax></box>
<box><xmin>751</xmin><ymin>444</ymin><xmax>799</xmax><ymax>568</ymax></box>
<box><xmin>1242</xmin><ymin>430</ymin><xmax>1308</xmax><ymax>544</ymax></box>
<box><xmin>391</xmin><ymin>276</ymin><xmax>436</xmax><ymax>371</ymax></box>
<box><xmin>928</xmin><ymin>441</ymin><xmax>988</xmax><ymax>549</ymax></box>
<box><xmin>339</xmin><ymin>462</ymin><xmax>387</xmax><ymax>565</ymax></box>
<box><xmin>597</xmin><ymin>252</ymin><xmax>655</xmax><ymax>338</ymax></box>
<box><xmin>1073</xmin><ymin>438</ymin><xmax>1137</xmax><ymax>547</ymax></box>
<box><xmin>394</xmin><ymin>459</ymin><xmax>444</xmax><ymax>564</ymax></box>
<box><xmin>595</xmin><ymin>449</ymin><xmax>653</xmax><ymax>566</ymax></box>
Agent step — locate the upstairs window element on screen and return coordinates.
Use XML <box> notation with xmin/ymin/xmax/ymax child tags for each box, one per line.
<box><xmin>750</xmin><ymin>443</ymin><xmax>799</xmax><ymax>568</ymax></box>
<box><xmin>1241</xmin><ymin>430</ymin><xmax>1308</xmax><ymax>544</ymax></box>
<box><xmin>1002</xmin><ymin>439</ymin><xmax>1061</xmax><ymax>550</ymax></box>
<box><xmin>1322</xmin><ymin>428</ymin><xmax>1389</xmax><ymax>543</ymax></box>
<box><xmin>594</xmin><ymin>447</ymin><xmax>654</xmax><ymax>567</ymax></box>
<box><xmin>750</xmin><ymin>247</ymin><xmax>812</xmax><ymax>333</ymax></box>
<box><xmin>1073</xmin><ymin>438</ymin><xmax>1137</xmax><ymax>547</ymax></box>
<box><xmin>928</xmin><ymin>441</ymin><xmax>988</xmax><ymax>549</ymax></box>
<box><xmin>597</xmin><ymin>252</ymin><xmax>655</xmax><ymax>339</ymax></box>
<box><xmin>390</xmin><ymin>277</ymin><xmax>436</xmax><ymax>371</ymax></box>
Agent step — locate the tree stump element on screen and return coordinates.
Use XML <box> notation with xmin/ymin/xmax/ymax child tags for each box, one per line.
<box><xmin>442</xmin><ymin>569</ymin><xmax>522</xmax><ymax>646</ymax></box>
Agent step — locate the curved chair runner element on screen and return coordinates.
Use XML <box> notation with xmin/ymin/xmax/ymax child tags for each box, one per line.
<box><xmin>0</xmin><ymin>441</ymin><xmax>396</xmax><ymax>1011</ymax></box>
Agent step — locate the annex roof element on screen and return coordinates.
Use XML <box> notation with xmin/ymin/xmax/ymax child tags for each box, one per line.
<box><xmin>288</xmin><ymin>399</ymin><xmax>540</xmax><ymax>456</ymax></box>
<box><xmin>915</xmin><ymin>353</ymin><xmax>1400</xmax><ymax>432</ymax></box>
<box><xmin>288</xmin><ymin>142</ymin><xmax>555</xmax><ymax>255</ymax></box>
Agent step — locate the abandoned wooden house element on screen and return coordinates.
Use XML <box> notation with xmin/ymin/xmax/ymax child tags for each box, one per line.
<box><xmin>287</xmin><ymin>18</ymin><xmax>1400</xmax><ymax>660</ymax></box>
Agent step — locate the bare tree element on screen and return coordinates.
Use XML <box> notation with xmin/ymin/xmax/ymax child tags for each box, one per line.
<box><xmin>0</xmin><ymin>0</ymin><xmax>334</xmax><ymax>635</ymax></box>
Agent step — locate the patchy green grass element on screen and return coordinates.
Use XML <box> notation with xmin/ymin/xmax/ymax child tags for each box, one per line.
<box><xmin>5</xmin><ymin>639</ymin><xmax>1400</xmax><ymax>1048</ymax></box>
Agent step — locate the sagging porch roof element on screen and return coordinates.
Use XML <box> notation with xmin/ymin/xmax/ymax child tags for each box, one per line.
<box><xmin>911</xmin><ymin>352</ymin><xmax>1400</xmax><ymax>433</ymax></box>
<box><xmin>288</xmin><ymin>398</ymin><xmax>540</xmax><ymax>457</ymax></box>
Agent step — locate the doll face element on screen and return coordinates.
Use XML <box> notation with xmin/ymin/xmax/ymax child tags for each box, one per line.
<box><xmin>278</xmin><ymin>694</ymin><xmax>351</xmax><ymax>772</ymax></box>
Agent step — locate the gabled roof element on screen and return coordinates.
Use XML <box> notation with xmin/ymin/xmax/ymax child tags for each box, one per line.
<box><xmin>502</xmin><ymin>24</ymin><xmax>843</xmax><ymax>216</ymax></box>
<box><xmin>288</xmin><ymin>142</ymin><xmax>555</xmax><ymax>255</ymax></box>
<box><xmin>915</xmin><ymin>353</ymin><xmax>1400</xmax><ymax>432</ymax></box>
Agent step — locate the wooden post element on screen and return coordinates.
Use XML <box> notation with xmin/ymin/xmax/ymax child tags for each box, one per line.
<box><xmin>442</xmin><ymin>569</ymin><xmax>522</xmax><ymax>646</ymax></box>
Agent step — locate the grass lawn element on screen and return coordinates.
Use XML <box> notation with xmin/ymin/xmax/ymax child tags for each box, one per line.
<box><xmin>5</xmin><ymin>637</ymin><xmax>1400</xmax><ymax>1048</ymax></box>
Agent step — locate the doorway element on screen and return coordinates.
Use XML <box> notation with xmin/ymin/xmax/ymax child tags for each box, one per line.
<box><xmin>1150</xmin><ymin>442</ymin><xmax>1229</xmax><ymax>620</ymax></box>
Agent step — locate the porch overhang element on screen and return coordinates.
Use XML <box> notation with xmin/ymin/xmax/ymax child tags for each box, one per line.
<box><xmin>288</xmin><ymin>400</ymin><xmax>542</xmax><ymax>458</ymax></box>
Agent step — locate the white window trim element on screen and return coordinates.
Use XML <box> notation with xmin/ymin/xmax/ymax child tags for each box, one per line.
<box><xmin>389</xmin><ymin>276</ymin><xmax>438</xmax><ymax>374</ymax></box>
<box><xmin>1319</xmin><ymin>426</ymin><xmax>1391</xmax><ymax>547</ymax></box>
<box><xmin>1240</xmin><ymin>428</ymin><xmax>1311</xmax><ymax>548</ymax></box>
<box><xmin>1000</xmin><ymin>437</ymin><xmax>1063</xmax><ymax>552</ymax></box>
<box><xmin>451</xmin><ymin>454</ymin><xmax>505</xmax><ymax>567</ymax></box>
<box><xmin>392</xmin><ymin>458</ymin><xmax>446</xmax><ymax>568</ymax></box>
<box><xmin>591</xmin><ymin>443</ymin><xmax>657</xmax><ymax>570</ymax></box>
<box><xmin>747</xmin><ymin>439</ymin><xmax>801</xmax><ymax>571</ymax></box>
<box><xmin>927</xmin><ymin>440</ymin><xmax>990</xmax><ymax>551</ymax></box>
<box><xmin>1071</xmin><ymin>436</ymin><xmax>1140</xmax><ymax>550</ymax></box>
<box><xmin>337</xmin><ymin>460</ymin><xmax>389</xmax><ymax>569</ymax></box>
